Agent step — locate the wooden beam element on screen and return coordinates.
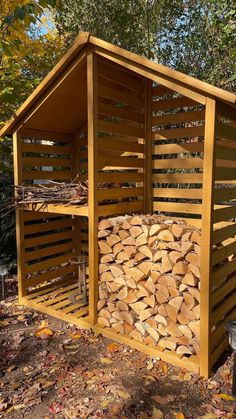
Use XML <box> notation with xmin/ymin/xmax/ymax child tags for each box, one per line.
<box><xmin>13</xmin><ymin>131</ymin><xmax>26</xmax><ymax>301</ymax></box>
<box><xmin>87</xmin><ymin>51</ymin><xmax>99</xmax><ymax>325</ymax></box>
<box><xmin>144</xmin><ymin>79</ymin><xmax>153</xmax><ymax>213</ymax></box>
<box><xmin>200</xmin><ymin>98</ymin><xmax>216</xmax><ymax>377</ymax></box>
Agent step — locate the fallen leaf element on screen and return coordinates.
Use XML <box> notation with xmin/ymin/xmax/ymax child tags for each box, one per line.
<box><xmin>13</xmin><ymin>404</ymin><xmax>26</xmax><ymax>411</ymax></box>
<box><xmin>48</xmin><ymin>402</ymin><xmax>63</xmax><ymax>414</ymax></box>
<box><xmin>214</xmin><ymin>393</ymin><xmax>234</xmax><ymax>401</ymax></box>
<box><xmin>162</xmin><ymin>364</ymin><xmax>168</xmax><ymax>374</ymax></box>
<box><xmin>64</xmin><ymin>344</ymin><xmax>80</xmax><ymax>350</ymax></box>
<box><xmin>175</xmin><ymin>413</ymin><xmax>185</xmax><ymax>419</ymax></box>
<box><xmin>101</xmin><ymin>399</ymin><xmax>110</xmax><ymax>408</ymax></box>
<box><xmin>152</xmin><ymin>407</ymin><xmax>163</xmax><ymax>419</ymax></box>
<box><xmin>0</xmin><ymin>320</ymin><xmax>9</xmax><ymax>328</ymax></box>
<box><xmin>35</xmin><ymin>328</ymin><xmax>53</xmax><ymax>339</ymax></box>
<box><xmin>69</xmin><ymin>333</ymin><xmax>81</xmax><ymax>340</ymax></box>
<box><xmin>147</xmin><ymin>362</ymin><xmax>154</xmax><ymax>370</ymax></box>
<box><xmin>151</xmin><ymin>395</ymin><xmax>175</xmax><ymax>405</ymax></box>
<box><xmin>117</xmin><ymin>389</ymin><xmax>131</xmax><ymax>400</ymax></box>
<box><xmin>107</xmin><ymin>342</ymin><xmax>119</xmax><ymax>353</ymax></box>
<box><xmin>100</xmin><ymin>357</ymin><xmax>112</xmax><ymax>364</ymax></box>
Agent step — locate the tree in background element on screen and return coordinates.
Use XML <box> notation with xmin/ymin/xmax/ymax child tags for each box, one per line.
<box><xmin>0</xmin><ymin>0</ymin><xmax>64</xmax><ymax>270</ymax></box>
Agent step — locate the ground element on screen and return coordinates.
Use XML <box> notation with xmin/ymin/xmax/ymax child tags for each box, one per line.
<box><xmin>0</xmin><ymin>290</ymin><xmax>236</xmax><ymax>418</ymax></box>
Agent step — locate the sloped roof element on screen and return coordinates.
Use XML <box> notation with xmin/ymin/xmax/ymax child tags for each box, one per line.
<box><xmin>1</xmin><ymin>31</ymin><xmax>235</xmax><ymax>137</ymax></box>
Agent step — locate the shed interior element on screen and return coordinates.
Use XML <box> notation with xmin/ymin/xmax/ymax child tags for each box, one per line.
<box><xmin>1</xmin><ymin>34</ymin><xmax>235</xmax><ymax>377</ymax></box>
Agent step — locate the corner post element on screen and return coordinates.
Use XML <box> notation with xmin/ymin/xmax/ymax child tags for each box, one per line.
<box><xmin>200</xmin><ymin>98</ymin><xmax>216</xmax><ymax>377</ymax></box>
<box><xmin>13</xmin><ymin>131</ymin><xmax>26</xmax><ymax>302</ymax></box>
<box><xmin>87</xmin><ymin>50</ymin><xmax>99</xmax><ymax>325</ymax></box>
<box><xmin>144</xmin><ymin>79</ymin><xmax>153</xmax><ymax>213</ymax></box>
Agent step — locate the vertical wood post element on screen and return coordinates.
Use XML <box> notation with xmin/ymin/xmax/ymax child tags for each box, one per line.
<box><xmin>87</xmin><ymin>51</ymin><xmax>99</xmax><ymax>325</ymax></box>
<box><xmin>144</xmin><ymin>79</ymin><xmax>153</xmax><ymax>213</ymax></box>
<box><xmin>13</xmin><ymin>131</ymin><xmax>26</xmax><ymax>301</ymax></box>
<box><xmin>200</xmin><ymin>98</ymin><xmax>216</xmax><ymax>377</ymax></box>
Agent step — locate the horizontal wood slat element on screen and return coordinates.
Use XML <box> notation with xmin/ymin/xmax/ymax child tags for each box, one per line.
<box><xmin>97</xmin><ymin>137</ymin><xmax>144</xmax><ymax>153</ymax></box>
<box><xmin>22</xmin><ymin>142</ymin><xmax>72</xmax><ymax>155</ymax></box>
<box><xmin>153</xmin><ymin>173</ymin><xmax>203</xmax><ymax>184</ymax></box>
<box><xmin>98</xmin><ymin>120</ymin><xmax>144</xmax><ymax>138</ymax></box>
<box><xmin>213</xmin><ymin>205</ymin><xmax>236</xmax><ymax>223</ymax></box>
<box><xmin>153</xmin><ymin>110</ymin><xmax>205</xmax><ymax>125</ymax></box>
<box><xmin>98</xmin><ymin>171</ymin><xmax>144</xmax><ymax>183</ymax></box>
<box><xmin>98</xmin><ymin>187</ymin><xmax>144</xmax><ymax>200</ymax></box>
<box><xmin>153</xmin><ymin>201</ymin><xmax>202</xmax><ymax>214</ymax></box>
<box><xmin>98</xmin><ymin>155</ymin><xmax>144</xmax><ymax>169</ymax></box>
<box><xmin>22</xmin><ymin>170</ymin><xmax>72</xmax><ymax>181</ymax></box>
<box><xmin>22</xmin><ymin>157</ymin><xmax>72</xmax><ymax>167</ymax></box>
<box><xmin>98</xmin><ymin>101</ymin><xmax>144</xmax><ymax>124</ymax></box>
<box><xmin>98</xmin><ymin>200</ymin><xmax>143</xmax><ymax>216</ymax></box>
<box><xmin>152</xmin><ymin>96</ymin><xmax>197</xmax><ymax>112</ymax></box>
<box><xmin>153</xmin><ymin>187</ymin><xmax>202</xmax><ymax>199</ymax></box>
<box><xmin>153</xmin><ymin>126</ymin><xmax>204</xmax><ymax>141</ymax></box>
<box><xmin>153</xmin><ymin>158</ymin><xmax>203</xmax><ymax>169</ymax></box>
<box><xmin>24</xmin><ymin>230</ymin><xmax>74</xmax><ymax>248</ymax></box>
<box><xmin>154</xmin><ymin>142</ymin><xmax>204</xmax><ymax>155</ymax></box>
<box><xmin>98</xmin><ymin>83</ymin><xmax>143</xmax><ymax>110</ymax></box>
<box><xmin>213</xmin><ymin>222</ymin><xmax>236</xmax><ymax>245</ymax></box>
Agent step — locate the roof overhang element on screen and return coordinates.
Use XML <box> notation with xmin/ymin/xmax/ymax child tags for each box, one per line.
<box><xmin>1</xmin><ymin>31</ymin><xmax>235</xmax><ymax>138</ymax></box>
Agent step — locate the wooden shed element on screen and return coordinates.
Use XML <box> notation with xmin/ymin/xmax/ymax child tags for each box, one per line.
<box><xmin>1</xmin><ymin>32</ymin><xmax>236</xmax><ymax>378</ymax></box>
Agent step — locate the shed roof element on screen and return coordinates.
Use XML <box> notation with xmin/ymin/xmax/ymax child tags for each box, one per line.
<box><xmin>1</xmin><ymin>31</ymin><xmax>235</xmax><ymax>137</ymax></box>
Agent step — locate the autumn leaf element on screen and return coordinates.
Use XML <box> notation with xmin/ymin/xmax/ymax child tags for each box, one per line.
<box><xmin>116</xmin><ymin>389</ymin><xmax>131</xmax><ymax>400</ymax></box>
<box><xmin>69</xmin><ymin>333</ymin><xmax>82</xmax><ymax>340</ymax></box>
<box><xmin>107</xmin><ymin>342</ymin><xmax>119</xmax><ymax>353</ymax></box>
<box><xmin>100</xmin><ymin>357</ymin><xmax>112</xmax><ymax>364</ymax></box>
<box><xmin>152</xmin><ymin>407</ymin><xmax>163</xmax><ymax>419</ymax></box>
<box><xmin>0</xmin><ymin>319</ymin><xmax>9</xmax><ymax>328</ymax></box>
<box><xmin>214</xmin><ymin>393</ymin><xmax>234</xmax><ymax>401</ymax></box>
<box><xmin>101</xmin><ymin>399</ymin><xmax>110</xmax><ymax>408</ymax></box>
<box><xmin>147</xmin><ymin>361</ymin><xmax>154</xmax><ymax>370</ymax></box>
<box><xmin>162</xmin><ymin>364</ymin><xmax>168</xmax><ymax>374</ymax></box>
<box><xmin>175</xmin><ymin>413</ymin><xmax>185</xmax><ymax>419</ymax></box>
<box><xmin>35</xmin><ymin>327</ymin><xmax>53</xmax><ymax>339</ymax></box>
<box><xmin>151</xmin><ymin>395</ymin><xmax>175</xmax><ymax>405</ymax></box>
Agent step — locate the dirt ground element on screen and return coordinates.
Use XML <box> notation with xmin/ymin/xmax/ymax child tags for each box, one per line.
<box><xmin>0</xmin><ymin>293</ymin><xmax>236</xmax><ymax>419</ymax></box>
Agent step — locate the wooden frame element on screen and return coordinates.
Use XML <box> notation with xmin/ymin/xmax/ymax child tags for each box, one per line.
<box><xmin>2</xmin><ymin>34</ymin><xmax>235</xmax><ymax>378</ymax></box>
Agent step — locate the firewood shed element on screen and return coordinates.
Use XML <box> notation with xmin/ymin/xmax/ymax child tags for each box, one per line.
<box><xmin>1</xmin><ymin>32</ymin><xmax>236</xmax><ymax>378</ymax></box>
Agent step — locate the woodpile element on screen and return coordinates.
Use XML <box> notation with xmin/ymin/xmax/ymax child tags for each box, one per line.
<box><xmin>97</xmin><ymin>214</ymin><xmax>201</xmax><ymax>356</ymax></box>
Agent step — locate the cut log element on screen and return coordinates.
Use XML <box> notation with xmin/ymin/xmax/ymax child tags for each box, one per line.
<box><xmin>107</xmin><ymin>282</ymin><xmax>122</xmax><ymax>293</ymax></box>
<box><xmin>168</xmin><ymin>286</ymin><xmax>180</xmax><ymax>298</ymax></box>
<box><xmin>185</xmin><ymin>252</ymin><xmax>201</xmax><ymax>267</ymax></box>
<box><xmin>130</xmin><ymin>226</ymin><xmax>143</xmax><ymax>238</ymax></box>
<box><xmin>166</xmin><ymin>242</ymin><xmax>181</xmax><ymax>252</ymax></box>
<box><xmin>107</xmin><ymin>234</ymin><xmax>121</xmax><ymax>247</ymax></box>
<box><xmin>172</xmin><ymin>224</ymin><xmax>184</xmax><ymax>239</ymax></box>
<box><xmin>172</xmin><ymin>261</ymin><xmax>188</xmax><ymax>275</ymax></box>
<box><xmin>147</xmin><ymin>327</ymin><xmax>159</xmax><ymax>342</ymax></box>
<box><xmin>98</xmin><ymin>316</ymin><xmax>110</xmax><ymax>327</ymax></box>
<box><xmin>159</xmin><ymin>337</ymin><xmax>178</xmax><ymax>351</ymax></box>
<box><xmin>99</xmin><ymin>308</ymin><xmax>111</xmax><ymax>318</ymax></box>
<box><xmin>98</xmin><ymin>229</ymin><xmax>109</xmax><ymax>238</ymax></box>
<box><xmin>129</xmin><ymin>267</ymin><xmax>146</xmax><ymax>282</ymax></box>
<box><xmin>113</xmin><ymin>242</ymin><xmax>124</xmax><ymax>256</ymax></box>
<box><xmin>144</xmin><ymin>294</ymin><xmax>155</xmax><ymax>308</ymax></box>
<box><xmin>119</xmin><ymin>310</ymin><xmax>136</xmax><ymax>325</ymax></box>
<box><xmin>179</xmin><ymin>283</ymin><xmax>188</xmax><ymax>292</ymax></box>
<box><xmin>153</xmin><ymin>250</ymin><xmax>168</xmax><ymax>262</ymax></box>
<box><xmin>124</xmin><ymin>291</ymin><xmax>139</xmax><ymax>304</ymax></box>
<box><xmin>126</xmin><ymin>278</ymin><xmax>137</xmax><ymax>289</ymax></box>
<box><xmin>191</xmin><ymin>230</ymin><xmax>201</xmax><ymax>245</ymax></box>
<box><xmin>166</xmin><ymin>304</ymin><xmax>178</xmax><ymax>322</ymax></box>
<box><xmin>139</xmin><ymin>245</ymin><xmax>154</xmax><ymax>260</ymax></box>
<box><xmin>169</xmin><ymin>296</ymin><xmax>183</xmax><ymax>311</ymax></box>
<box><xmin>169</xmin><ymin>251</ymin><xmax>184</xmax><ymax>264</ymax></box>
<box><xmin>158</xmin><ymin>323</ymin><xmax>168</xmax><ymax>336</ymax></box>
<box><xmin>112</xmin><ymin>322</ymin><xmax>125</xmax><ymax>334</ymax></box>
<box><xmin>116</xmin><ymin>251</ymin><xmax>130</xmax><ymax>261</ymax></box>
<box><xmin>157</xmin><ymin>229</ymin><xmax>174</xmax><ymax>242</ymax></box>
<box><xmin>158</xmin><ymin>275</ymin><xmax>177</xmax><ymax>288</ymax></box>
<box><xmin>118</xmin><ymin>229</ymin><xmax>130</xmax><ymax>240</ymax></box>
<box><xmin>150</xmin><ymin>270</ymin><xmax>161</xmax><ymax>283</ymax></box>
<box><xmin>100</xmin><ymin>271</ymin><xmax>114</xmax><ymax>282</ymax></box>
<box><xmin>160</xmin><ymin>255</ymin><xmax>173</xmax><ymax>274</ymax></box>
<box><xmin>100</xmin><ymin>254</ymin><xmax>115</xmax><ymax>263</ymax></box>
<box><xmin>97</xmin><ymin>300</ymin><xmax>106</xmax><ymax>311</ymax></box>
<box><xmin>99</xmin><ymin>241</ymin><xmax>112</xmax><ymax>254</ymax></box>
<box><xmin>137</xmin><ymin>284</ymin><xmax>149</xmax><ymax>298</ymax></box>
<box><xmin>99</xmin><ymin>263</ymin><xmax>110</xmax><ymax>274</ymax></box>
<box><xmin>113</xmin><ymin>276</ymin><xmax>126</xmax><ymax>285</ymax></box>
<box><xmin>136</xmin><ymin>233</ymin><xmax>148</xmax><ymax>247</ymax></box>
<box><xmin>134</xmin><ymin>251</ymin><xmax>148</xmax><ymax>262</ymax></box>
<box><xmin>123</xmin><ymin>322</ymin><xmax>133</xmax><ymax>335</ymax></box>
<box><xmin>135</xmin><ymin>321</ymin><xmax>146</xmax><ymax>335</ymax></box>
<box><xmin>188</xmin><ymin>287</ymin><xmax>200</xmax><ymax>302</ymax></box>
<box><xmin>194</xmin><ymin>244</ymin><xmax>201</xmax><ymax>256</ymax></box>
<box><xmin>130</xmin><ymin>215</ymin><xmax>143</xmax><ymax>226</ymax></box>
<box><xmin>154</xmin><ymin>314</ymin><xmax>167</xmax><ymax>325</ymax></box>
<box><xmin>181</xmin><ymin>231</ymin><xmax>192</xmax><ymax>241</ymax></box>
<box><xmin>98</xmin><ymin>219</ymin><xmax>112</xmax><ymax>230</ymax></box>
<box><xmin>177</xmin><ymin>313</ymin><xmax>189</xmax><ymax>325</ymax></box>
<box><xmin>107</xmin><ymin>302</ymin><xmax>116</xmax><ymax>312</ymax></box>
<box><xmin>145</xmin><ymin>276</ymin><xmax>156</xmax><ymax>293</ymax></box>
<box><xmin>178</xmin><ymin>325</ymin><xmax>192</xmax><ymax>340</ymax></box>
<box><xmin>193</xmin><ymin>304</ymin><xmax>200</xmax><ymax>319</ymax></box>
<box><xmin>110</xmin><ymin>264</ymin><xmax>124</xmax><ymax>277</ymax></box>
<box><xmin>122</xmin><ymin>219</ymin><xmax>132</xmax><ymax>230</ymax></box>
<box><xmin>129</xmin><ymin>329</ymin><xmax>143</xmax><ymax>342</ymax></box>
<box><xmin>155</xmin><ymin>292</ymin><xmax>168</xmax><ymax>304</ymax></box>
<box><xmin>142</xmin><ymin>224</ymin><xmax>150</xmax><ymax>237</ymax></box>
<box><xmin>165</xmin><ymin>321</ymin><xmax>183</xmax><ymax>337</ymax></box>
<box><xmin>146</xmin><ymin>318</ymin><xmax>158</xmax><ymax>329</ymax></box>
<box><xmin>116</xmin><ymin>286</ymin><xmax>128</xmax><ymax>300</ymax></box>
<box><xmin>182</xmin><ymin>271</ymin><xmax>198</xmax><ymax>286</ymax></box>
<box><xmin>122</xmin><ymin>236</ymin><xmax>136</xmax><ymax>245</ymax></box>
<box><xmin>155</xmin><ymin>284</ymin><xmax>169</xmax><ymax>298</ymax></box>
<box><xmin>149</xmin><ymin>224</ymin><xmax>167</xmax><ymax>237</ymax></box>
<box><xmin>139</xmin><ymin>261</ymin><xmax>153</xmax><ymax>276</ymax></box>
<box><xmin>157</xmin><ymin>304</ymin><xmax>167</xmax><ymax>317</ymax></box>
<box><xmin>176</xmin><ymin>345</ymin><xmax>193</xmax><ymax>355</ymax></box>
<box><xmin>129</xmin><ymin>301</ymin><xmax>148</xmax><ymax>314</ymax></box>
<box><xmin>116</xmin><ymin>301</ymin><xmax>129</xmax><ymax>311</ymax></box>
<box><xmin>183</xmin><ymin>292</ymin><xmax>195</xmax><ymax>310</ymax></box>
<box><xmin>188</xmin><ymin>320</ymin><xmax>200</xmax><ymax>339</ymax></box>
<box><xmin>139</xmin><ymin>308</ymin><xmax>155</xmax><ymax>322</ymax></box>
<box><xmin>188</xmin><ymin>263</ymin><xmax>201</xmax><ymax>279</ymax></box>
<box><xmin>180</xmin><ymin>241</ymin><xmax>194</xmax><ymax>256</ymax></box>
<box><xmin>99</xmin><ymin>284</ymin><xmax>108</xmax><ymax>299</ymax></box>
<box><xmin>124</xmin><ymin>245</ymin><xmax>136</xmax><ymax>258</ymax></box>
<box><xmin>144</xmin><ymin>335</ymin><xmax>156</xmax><ymax>346</ymax></box>
<box><xmin>124</xmin><ymin>259</ymin><xmax>135</xmax><ymax>267</ymax></box>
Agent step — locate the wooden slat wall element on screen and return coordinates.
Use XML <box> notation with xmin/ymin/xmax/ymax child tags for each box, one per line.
<box><xmin>21</xmin><ymin>136</ymin><xmax>73</xmax><ymax>183</ymax></box>
<box><xmin>152</xmin><ymin>84</ymin><xmax>205</xmax><ymax>227</ymax></box>
<box><xmin>210</xmin><ymin>103</ymin><xmax>236</xmax><ymax>368</ymax></box>
<box><xmin>20</xmin><ymin>211</ymin><xmax>79</xmax><ymax>293</ymax></box>
<box><xmin>94</xmin><ymin>57</ymin><xmax>145</xmax><ymax>216</ymax></box>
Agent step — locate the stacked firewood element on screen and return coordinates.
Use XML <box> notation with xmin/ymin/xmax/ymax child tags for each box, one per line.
<box><xmin>97</xmin><ymin>214</ymin><xmax>201</xmax><ymax>356</ymax></box>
